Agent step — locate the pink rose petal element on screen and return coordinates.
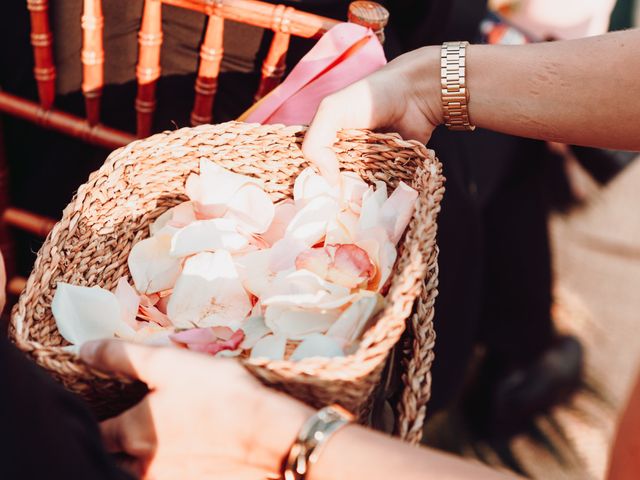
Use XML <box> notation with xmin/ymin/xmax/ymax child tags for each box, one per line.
<box><xmin>379</xmin><ymin>181</ymin><xmax>418</xmax><ymax>245</ymax></box>
<box><xmin>225</xmin><ymin>184</ymin><xmax>275</xmax><ymax>234</ymax></box>
<box><xmin>171</xmin><ymin>327</ymin><xmax>244</xmax><ymax>356</ymax></box>
<box><xmin>295</xmin><ymin>244</ymin><xmax>375</xmax><ymax>289</ymax></box>
<box><xmin>114</xmin><ymin>277</ymin><xmax>141</xmax><ymax>330</ymax></box>
<box><xmin>261</xmin><ymin>200</ymin><xmax>297</xmax><ymax>246</ymax></box>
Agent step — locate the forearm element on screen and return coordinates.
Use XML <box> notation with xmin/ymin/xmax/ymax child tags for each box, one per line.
<box><xmin>407</xmin><ymin>30</ymin><xmax>640</xmax><ymax>151</ymax></box>
<box><xmin>310</xmin><ymin>424</ymin><xmax>519</xmax><ymax>480</ymax></box>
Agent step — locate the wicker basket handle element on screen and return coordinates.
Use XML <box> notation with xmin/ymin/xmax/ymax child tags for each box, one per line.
<box><xmin>395</xmin><ymin>259</ymin><xmax>439</xmax><ymax>444</ymax></box>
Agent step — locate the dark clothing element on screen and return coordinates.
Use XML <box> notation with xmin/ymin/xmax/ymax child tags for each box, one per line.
<box><xmin>0</xmin><ymin>335</ymin><xmax>132</xmax><ymax>480</ymax></box>
<box><xmin>428</xmin><ymin>128</ymin><xmax>554</xmax><ymax>409</ymax></box>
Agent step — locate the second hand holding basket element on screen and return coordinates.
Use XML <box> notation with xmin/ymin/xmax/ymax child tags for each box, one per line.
<box><xmin>10</xmin><ymin>121</ymin><xmax>444</xmax><ymax>444</ymax></box>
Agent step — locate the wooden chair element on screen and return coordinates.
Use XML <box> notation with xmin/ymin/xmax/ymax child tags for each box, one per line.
<box><xmin>0</xmin><ymin>0</ymin><xmax>389</xmax><ymax>296</ymax></box>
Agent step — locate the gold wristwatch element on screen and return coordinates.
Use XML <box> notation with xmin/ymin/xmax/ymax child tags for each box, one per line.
<box><xmin>441</xmin><ymin>41</ymin><xmax>476</xmax><ymax>131</ymax></box>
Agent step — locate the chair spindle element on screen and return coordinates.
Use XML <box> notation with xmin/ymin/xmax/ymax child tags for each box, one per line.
<box><xmin>136</xmin><ymin>0</ymin><xmax>163</xmax><ymax>137</ymax></box>
<box><xmin>81</xmin><ymin>0</ymin><xmax>105</xmax><ymax>126</ymax></box>
<box><xmin>190</xmin><ymin>15</ymin><xmax>224</xmax><ymax>126</ymax></box>
<box><xmin>26</xmin><ymin>0</ymin><xmax>56</xmax><ymax>109</ymax></box>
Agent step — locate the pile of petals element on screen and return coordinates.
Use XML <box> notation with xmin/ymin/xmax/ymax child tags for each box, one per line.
<box><xmin>52</xmin><ymin>160</ymin><xmax>418</xmax><ymax>361</ymax></box>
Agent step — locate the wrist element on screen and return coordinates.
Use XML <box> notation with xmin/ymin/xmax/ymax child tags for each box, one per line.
<box><xmin>247</xmin><ymin>389</ymin><xmax>314</xmax><ymax>474</ymax></box>
<box><xmin>396</xmin><ymin>45</ymin><xmax>444</xmax><ymax>129</ymax></box>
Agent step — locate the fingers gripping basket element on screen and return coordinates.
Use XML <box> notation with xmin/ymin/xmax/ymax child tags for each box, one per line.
<box><xmin>10</xmin><ymin>122</ymin><xmax>444</xmax><ymax>444</ymax></box>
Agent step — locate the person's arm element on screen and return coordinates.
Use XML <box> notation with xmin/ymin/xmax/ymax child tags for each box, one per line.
<box><xmin>303</xmin><ymin>29</ymin><xmax>640</xmax><ymax>180</ymax></box>
<box><xmin>310</xmin><ymin>423</ymin><xmax>516</xmax><ymax>480</ymax></box>
<box><xmin>80</xmin><ymin>339</ymin><xmax>519</xmax><ymax>480</ymax></box>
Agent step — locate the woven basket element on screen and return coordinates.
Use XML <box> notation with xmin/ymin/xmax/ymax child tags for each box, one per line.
<box><xmin>10</xmin><ymin>121</ymin><xmax>444</xmax><ymax>444</ymax></box>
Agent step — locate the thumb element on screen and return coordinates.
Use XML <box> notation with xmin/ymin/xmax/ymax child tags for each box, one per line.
<box><xmin>80</xmin><ymin>339</ymin><xmax>168</xmax><ymax>387</ymax></box>
<box><xmin>303</xmin><ymin>98</ymin><xmax>342</xmax><ymax>184</ymax></box>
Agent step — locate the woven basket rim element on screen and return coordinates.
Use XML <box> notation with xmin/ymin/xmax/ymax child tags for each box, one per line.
<box><xmin>10</xmin><ymin>121</ymin><xmax>443</xmax><ymax>397</ymax></box>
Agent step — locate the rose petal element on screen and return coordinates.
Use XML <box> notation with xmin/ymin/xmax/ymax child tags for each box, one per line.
<box><xmin>328</xmin><ymin>244</ymin><xmax>375</xmax><ymax>288</ymax></box>
<box><xmin>356</xmin><ymin>228</ymin><xmax>397</xmax><ymax>291</ymax></box>
<box><xmin>325</xmin><ymin>209</ymin><xmax>359</xmax><ymax>245</ymax></box>
<box><xmin>138</xmin><ymin>304</ymin><xmax>172</xmax><ymax>327</ymax></box>
<box><xmin>134</xmin><ymin>325</ymin><xmax>175</xmax><ymax>346</ymax></box>
<box><xmin>167</xmin><ymin>251</ymin><xmax>252</xmax><ymax>330</ymax></box>
<box><xmin>293</xmin><ymin>167</ymin><xmax>333</xmax><ymax>206</ymax></box>
<box><xmin>52</xmin><ymin>283</ymin><xmax>135</xmax><ymax>345</ymax></box>
<box><xmin>149</xmin><ymin>202</ymin><xmax>197</xmax><ymax>236</ymax></box>
<box><xmin>265</xmin><ymin>305</ymin><xmax>338</xmax><ymax>340</ymax></box>
<box><xmin>327</xmin><ymin>291</ymin><xmax>382</xmax><ymax>347</ymax></box>
<box><xmin>182</xmin><ymin>328</ymin><xmax>245</xmax><ymax>355</ymax></box>
<box><xmin>285</xmin><ymin>196</ymin><xmax>339</xmax><ymax>247</ymax></box>
<box><xmin>340</xmin><ymin>172</ymin><xmax>369</xmax><ymax>214</ymax></box>
<box><xmin>250</xmin><ymin>334</ymin><xmax>287</xmax><ymax>360</ymax></box>
<box><xmin>290</xmin><ymin>334</ymin><xmax>344</xmax><ymax>361</ymax></box>
<box><xmin>261</xmin><ymin>269</ymin><xmax>355</xmax><ymax>310</ymax></box>
<box><xmin>240</xmin><ymin>315</ymin><xmax>271</xmax><ymax>349</ymax></box>
<box><xmin>170</xmin><ymin>218</ymin><xmax>249</xmax><ymax>257</ymax></box>
<box><xmin>128</xmin><ymin>234</ymin><xmax>182</xmax><ymax>294</ymax></box>
<box><xmin>261</xmin><ymin>200</ymin><xmax>297</xmax><ymax>246</ymax></box>
<box><xmin>225</xmin><ymin>184</ymin><xmax>275</xmax><ymax>234</ymax></box>
<box><xmin>149</xmin><ymin>208</ymin><xmax>175</xmax><ymax>236</ymax></box>
<box><xmin>295</xmin><ymin>244</ymin><xmax>375</xmax><ymax>289</ymax></box>
<box><xmin>379</xmin><ymin>182</ymin><xmax>418</xmax><ymax>244</ymax></box>
<box><xmin>235</xmin><ymin>249</ymin><xmax>274</xmax><ymax>298</ymax></box>
<box><xmin>358</xmin><ymin>181</ymin><xmax>388</xmax><ymax>232</ymax></box>
<box><xmin>216</xmin><ymin>349</ymin><xmax>243</xmax><ymax>358</ymax></box>
<box><xmin>169</xmin><ymin>202</ymin><xmax>198</xmax><ymax>228</ymax></box>
<box><xmin>186</xmin><ymin>160</ymin><xmax>263</xmax><ymax>219</ymax></box>
<box><xmin>269</xmin><ymin>237</ymin><xmax>308</xmax><ymax>272</ymax></box>
<box><xmin>114</xmin><ymin>277</ymin><xmax>141</xmax><ymax>329</ymax></box>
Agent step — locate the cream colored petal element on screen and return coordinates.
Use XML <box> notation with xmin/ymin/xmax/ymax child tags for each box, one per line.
<box><xmin>261</xmin><ymin>269</ymin><xmax>354</xmax><ymax>310</ymax></box>
<box><xmin>327</xmin><ymin>291</ymin><xmax>383</xmax><ymax>346</ymax></box>
<box><xmin>150</xmin><ymin>202</ymin><xmax>198</xmax><ymax>236</ymax></box>
<box><xmin>235</xmin><ymin>249</ymin><xmax>272</xmax><ymax>298</ymax></box>
<box><xmin>377</xmin><ymin>240</ymin><xmax>397</xmax><ymax>292</ymax></box>
<box><xmin>114</xmin><ymin>277</ymin><xmax>140</xmax><ymax>329</ymax></box>
<box><xmin>128</xmin><ymin>234</ymin><xmax>182</xmax><ymax>294</ymax></box>
<box><xmin>293</xmin><ymin>167</ymin><xmax>332</xmax><ymax>206</ymax></box>
<box><xmin>356</xmin><ymin>228</ymin><xmax>397</xmax><ymax>292</ymax></box>
<box><xmin>250</xmin><ymin>334</ymin><xmax>286</xmax><ymax>360</ymax></box>
<box><xmin>339</xmin><ymin>171</ymin><xmax>369</xmax><ymax>214</ymax></box>
<box><xmin>169</xmin><ymin>201</ymin><xmax>198</xmax><ymax>228</ymax></box>
<box><xmin>216</xmin><ymin>349</ymin><xmax>243</xmax><ymax>358</ymax></box>
<box><xmin>134</xmin><ymin>325</ymin><xmax>175</xmax><ymax>346</ymax></box>
<box><xmin>167</xmin><ymin>251</ymin><xmax>252</xmax><ymax>330</ymax></box>
<box><xmin>149</xmin><ymin>208</ymin><xmax>175</xmax><ymax>236</ymax></box>
<box><xmin>325</xmin><ymin>209</ymin><xmax>360</xmax><ymax>245</ymax></box>
<box><xmin>261</xmin><ymin>200</ymin><xmax>297</xmax><ymax>246</ymax></box>
<box><xmin>170</xmin><ymin>218</ymin><xmax>249</xmax><ymax>257</ymax></box>
<box><xmin>380</xmin><ymin>181</ymin><xmax>418</xmax><ymax>245</ymax></box>
<box><xmin>358</xmin><ymin>181</ymin><xmax>388</xmax><ymax>232</ymax></box>
<box><xmin>269</xmin><ymin>237</ymin><xmax>308</xmax><ymax>272</ymax></box>
<box><xmin>52</xmin><ymin>282</ymin><xmax>135</xmax><ymax>345</ymax></box>
<box><xmin>264</xmin><ymin>305</ymin><xmax>338</xmax><ymax>340</ymax></box>
<box><xmin>240</xmin><ymin>315</ymin><xmax>271</xmax><ymax>349</ymax></box>
<box><xmin>290</xmin><ymin>334</ymin><xmax>344</xmax><ymax>361</ymax></box>
<box><xmin>225</xmin><ymin>184</ymin><xmax>275</xmax><ymax>234</ymax></box>
<box><xmin>188</xmin><ymin>160</ymin><xmax>264</xmax><ymax>218</ymax></box>
<box><xmin>285</xmin><ymin>196</ymin><xmax>339</xmax><ymax>247</ymax></box>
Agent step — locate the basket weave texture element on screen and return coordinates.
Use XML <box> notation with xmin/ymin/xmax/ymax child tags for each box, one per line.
<box><xmin>9</xmin><ymin>122</ymin><xmax>444</xmax><ymax>444</ymax></box>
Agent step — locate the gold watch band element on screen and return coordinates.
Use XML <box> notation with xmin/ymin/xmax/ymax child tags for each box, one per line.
<box><xmin>283</xmin><ymin>404</ymin><xmax>354</xmax><ymax>480</ymax></box>
<box><xmin>441</xmin><ymin>41</ymin><xmax>476</xmax><ymax>132</ymax></box>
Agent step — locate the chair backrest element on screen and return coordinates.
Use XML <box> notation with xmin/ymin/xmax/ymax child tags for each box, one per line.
<box><xmin>26</xmin><ymin>0</ymin><xmax>389</xmax><ymax>140</ymax></box>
